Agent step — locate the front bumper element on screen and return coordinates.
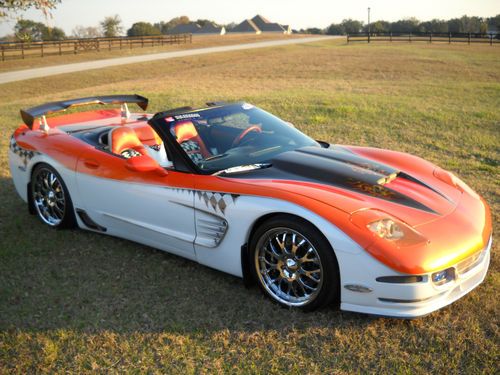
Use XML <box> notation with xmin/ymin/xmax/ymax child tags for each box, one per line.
<box><xmin>338</xmin><ymin>236</ymin><xmax>492</xmax><ymax>318</ymax></box>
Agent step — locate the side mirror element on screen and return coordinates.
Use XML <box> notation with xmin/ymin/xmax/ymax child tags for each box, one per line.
<box><xmin>125</xmin><ymin>155</ymin><xmax>168</xmax><ymax>176</ymax></box>
<box><xmin>285</xmin><ymin>121</ymin><xmax>295</xmax><ymax>128</ymax></box>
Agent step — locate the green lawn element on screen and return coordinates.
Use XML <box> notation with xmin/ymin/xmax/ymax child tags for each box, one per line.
<box><xmin>0</xmin><ymin>39</ymin><xmax>499</xmax><ymax>373</ymax></box>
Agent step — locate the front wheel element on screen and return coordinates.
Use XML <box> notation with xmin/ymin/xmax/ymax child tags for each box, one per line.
<box><xmin>31</xmin><ymin>163</ymin><xmax>76</xmax><ymax>229</ymax></box>
<box><xmin>250</xmin><ymin>215</ymin><xmax>340</xmax><ymax>311</ymax></box>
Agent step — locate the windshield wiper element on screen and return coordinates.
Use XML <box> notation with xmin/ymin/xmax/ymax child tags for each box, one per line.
<box><xmin>212</xmin><ymin>163</ymin><xmax>272</xmax><ymax>176</ymax></box>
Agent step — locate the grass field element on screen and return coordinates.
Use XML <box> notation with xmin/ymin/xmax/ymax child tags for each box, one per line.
<box><xmin>0</xmin><ymin>33</ymin><xmax>308</xmax><ymax>73</ymax></box>
<box><xmin>0</xmin><ymin>39</ymin><xmax>499</xmax><ymax>373</ymax></box>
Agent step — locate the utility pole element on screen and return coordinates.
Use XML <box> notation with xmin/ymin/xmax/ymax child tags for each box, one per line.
<box><xmin>367</xmin><ymin>7</ymin><xmax>371</xmax><ymax>43</ymax></box>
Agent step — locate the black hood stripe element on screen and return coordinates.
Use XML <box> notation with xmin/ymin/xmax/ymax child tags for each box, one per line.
<box><xmin>229</xmin><ymin>146</ymin><xmax>439</xmax><ymax>214</ymax></box>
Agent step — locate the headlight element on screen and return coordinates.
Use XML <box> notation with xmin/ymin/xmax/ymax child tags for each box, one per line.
<box><xmin>367</xmin><ymin>218</ymin><xmax>405</xmax><ymax>240</ymax></box>
<box><xmin>351</xmin><ymin>209</ymin><xmax>427</xmax><ymax>247</ymax></box>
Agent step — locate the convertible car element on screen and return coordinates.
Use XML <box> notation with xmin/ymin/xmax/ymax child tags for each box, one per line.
<box><xmin>9</xmin><ymin>94</ymin><xmax>492</xmax><ymax>318</ymax></box>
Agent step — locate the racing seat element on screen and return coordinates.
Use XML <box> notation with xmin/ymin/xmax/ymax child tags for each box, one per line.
<box><xmin>172</xmin><ymin>120</ymin><xmax>211</xmax><ymax>164</ymax></box>
<box><xmin>130</xmin><ymin>125</ymin><xmax>172</xmax><ymax>167</ymax></box>
<box><xmin>109</xmin><ymin>126</ymin><xmax>148</xmax><ymax>159</ymax></box>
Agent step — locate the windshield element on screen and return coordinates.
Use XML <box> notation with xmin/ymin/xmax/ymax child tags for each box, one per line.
<box><xmin>164</xmin><ymin>103</ymin><xmax>319</xmax><ymax>173</ymax></box>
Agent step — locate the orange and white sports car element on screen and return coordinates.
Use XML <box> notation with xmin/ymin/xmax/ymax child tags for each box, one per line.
<box><xmin>9</xmin><ymin>95</ymin><xmax>492</xmax><ymax>318</ymax></box>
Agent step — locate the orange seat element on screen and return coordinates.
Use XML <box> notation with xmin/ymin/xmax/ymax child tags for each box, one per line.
<box><xmin>172</xmin><ymin>121</ymin><xmax>211</xmax><ymax>158</ymax></box>
<box><xmin>130</xmin><ymin>124</ymin><xmax>162</xmax><ymax>146</ymax></box>
<box><xmin>109</xmin><ymin>126</ymin><xmax>148</xmax><ymax>158</ymax></box>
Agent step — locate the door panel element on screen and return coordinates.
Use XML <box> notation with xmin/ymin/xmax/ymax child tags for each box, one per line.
<box><xmin>75</xmin><ymin>150</ymin><xmax>196</xmax><ymax>259</ymax></box>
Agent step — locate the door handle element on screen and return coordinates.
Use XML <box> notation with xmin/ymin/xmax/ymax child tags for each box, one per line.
<box><xmin>83</xmin><ymin>159</ymin><xmax>100</xmax><ymax>169</ymax></box>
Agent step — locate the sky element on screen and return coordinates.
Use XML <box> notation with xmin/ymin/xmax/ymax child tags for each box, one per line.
<box><xmin>0</xmin><ymin>0</ymin><xmax>499</xmax><ymax>36</ymax></box>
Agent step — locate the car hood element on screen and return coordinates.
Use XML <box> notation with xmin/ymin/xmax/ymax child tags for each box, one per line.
<box><xmin>229</xmin><ymin>146</ymin><xmax>461</xmax><ymax>226</ymax></box>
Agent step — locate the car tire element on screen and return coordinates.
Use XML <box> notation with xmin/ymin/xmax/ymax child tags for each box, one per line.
<box><xmin>250</xmin><ymin>215</ymin><xmax>340</xmax><ymax>311</ymax></box>
<box><xmin>30</xmin><ymin>163</ymin><xmax>77</xmax><ymax>229</ymax></box>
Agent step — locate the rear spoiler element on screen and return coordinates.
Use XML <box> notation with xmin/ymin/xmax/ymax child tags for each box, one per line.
<box><xmin>20</xmin><ymin>94</ymin><xmax>149</xmax><ymax>129</ymax></box>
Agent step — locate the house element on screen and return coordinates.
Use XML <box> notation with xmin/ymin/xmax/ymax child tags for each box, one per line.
<box><xmin>169</xmin><ymin>22</ymin><xmax>202</xmax><ymax>34</ymax></box>
<box><xmin>198</xmin><ymin>22</ymin><xmax>226</xmax><ymax>35</ymax></box>
<box><xmin>231</xmin><ymin>19</ymin><xmax>261</xmax><ymax>34</ymax></box>
<box><xmin>169</xmin><ymin>21</ymin><xmax>225</xmax><ymax>35</ymax></box>
<box><xmin>231</xmin><ymin>15</ymin><xmax>291</xmax><ymax>34</ymax></box>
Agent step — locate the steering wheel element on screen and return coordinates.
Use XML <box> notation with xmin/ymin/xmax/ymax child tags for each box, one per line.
<box><xmin>231</xmin><ymin>125</ymin><xmax>262</xmax><ymax>148</ymax></box>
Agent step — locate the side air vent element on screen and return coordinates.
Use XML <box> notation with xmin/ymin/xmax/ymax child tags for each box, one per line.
<box><xmin>195</xmin><ymin>211</ymin><xmax>228</xmax><ymax>248</ymax></box>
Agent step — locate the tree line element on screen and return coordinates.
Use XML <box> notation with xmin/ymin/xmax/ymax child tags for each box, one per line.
<box><xmin>307</xmin><ymin>15</ymin><xmax>500</xmax><ymax>35</ymax></box>
<box><xmin>1</xmin><ymin>1</ymin><xmax>499</xmax><ymax>42</ymax></box>
<box><xmin>2</xmin><ymin>15</ymin><xmax>227</xmax><ymax>42</ymax></box>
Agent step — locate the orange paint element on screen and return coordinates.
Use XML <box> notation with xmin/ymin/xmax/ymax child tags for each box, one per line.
<box><xmin>12</xmin><ymin>111</ymin><xmax>492</xmax><ymax>275</ymax></box>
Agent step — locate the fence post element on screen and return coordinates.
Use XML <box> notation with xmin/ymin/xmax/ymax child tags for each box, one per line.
<box><xmin>347</xmin><ymin>34</ymin><xmax>349</xmax><ymax>44</ymax></box>
<box><xmin>468</xmin><ymin>33</ymin><xmax>471</xmax><ymax>45</ymax></box>
<box><xmin>190</xmin><ymin>33</ymin><xmax>192</xmax><ymax>43</ymax></box>
<box><xmin>141</xmin><ymin>37</ymin><xmax>144</xmax><ymax>48</ymax></box>
<box><xmin>74</xmin><ymin>41</ymin><xmax>77</xmax><ymax>54</ymax></box>
<box><xmin>1</xmin><ymin>45</ymin><xmax>4</xmax><ymax>61</ymax></box>
<box><xmin>59</xmin><ymin>41</ymin><xmax>62</xmax><ymax>55</ymax></box>
<box><xmin>21</xmin><ymin>42</ymin><xmax>24</xmax><ymax>59</ymax></box>
<box><xmin>41</xmin><ymin>42</ymin><xmax>44</xmax><ymax>57</ymax></box>
<box><xmin>449</xmin><ymin>32</ymin><xmax>451</xmax><ymax>44</ymax></box>
<box><xmin>429</xmin><ymin>33</ymin><xmax>432</xmax><ymax>43</ymax></box>
<box><xmin>490</xmin><ymin>34</ymin><xmax>493</xmax><ymax>46</ymax></box>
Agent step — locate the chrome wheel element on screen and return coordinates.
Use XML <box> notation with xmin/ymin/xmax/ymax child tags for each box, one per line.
<box><xmin>255</xmin><ymin>227</ymin><xmax>324</xmax><ymax>307</ymax></box>
<box><xmin>32</xmin><ymin>167</ymin><xmax>66</xmax><ymax>226</ymax></box>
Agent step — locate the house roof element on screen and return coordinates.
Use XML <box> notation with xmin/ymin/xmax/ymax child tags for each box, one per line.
<box><xmin>169</xmin><ymin>22</ymin><xmax>201</xmax><ymax>34</ymax></box>
<box><xmin>251</xmin><ymin>15</ymin><xmax>285</xmax><ymax>32</ymax></box>
<box><xmin>198</xmin><ymin>22</ymin><xmax>224</xmax><ymax>34</ymax></box>
<box><xmin>231</xmin><ymin>19</ymin><xmax>261</xmax><ymax>33</ymax></box>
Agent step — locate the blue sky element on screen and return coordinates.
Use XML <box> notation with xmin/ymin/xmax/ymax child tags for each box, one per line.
<box><xmin>1</xmin><ymin>0</ymin><xmax>499</xmax><ymax>36</ymax></box>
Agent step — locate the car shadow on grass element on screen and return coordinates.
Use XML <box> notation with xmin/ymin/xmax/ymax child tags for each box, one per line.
<box><xmin>0</xmin><ymin>176</ymin><xmax>391</xmax><ymax>335</ymax></box>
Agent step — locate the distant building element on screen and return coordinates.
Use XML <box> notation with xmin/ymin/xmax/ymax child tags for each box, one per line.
<box><xmin>231</xmin><ymin>19</ymin><xmax>261</xmax><ymax>34</ymax></box>
<box><xmin>198</xmin><ymin>22</ymin><xmax>226</xmax><ymax>35</ymax></box>
<box><xmin>231</xmin><ymin>15</ymin><xmax>291</xmax><ymax>34</ymax></box>
<box><xmin>169</xmin><ymin>22</ymin><xmax>225</xmax><ymax>35</ymax></box>
<box><xmin>169</xmin><ymin>22</ymin><xmax>201</xmax><ymax>34</ymax></box>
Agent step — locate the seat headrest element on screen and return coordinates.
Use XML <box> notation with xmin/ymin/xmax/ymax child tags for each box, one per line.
<box><xmin>109</xmin><ymin>126</ymin><xmax>147</xmax><ymax>156</ymax></box>
<box><xmin>173</xmin><ymin>121</ymin><xmax>198</xmax><ymax>143</ymax></box>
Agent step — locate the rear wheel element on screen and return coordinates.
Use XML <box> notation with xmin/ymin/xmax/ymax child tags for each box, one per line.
<box><xmin>31</xmin><ymin>163</ymin><xmax>76</xmax><ymax>229</ymax></box>
<box><xmin>250</xmin><ymin>215</ymin><xmax>339</xmax><ymax>311</ymax></box>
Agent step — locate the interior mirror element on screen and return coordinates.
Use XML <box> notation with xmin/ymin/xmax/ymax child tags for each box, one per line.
<box><xmin>125</xmin><ymin>155</ymin><xmax>167</xmax><ymax>176</ymax></box>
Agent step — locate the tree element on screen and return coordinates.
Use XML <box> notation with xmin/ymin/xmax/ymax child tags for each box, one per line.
<box><xmin>127</xmin><ymin>22</ymin><xmax>161</xmax><ymax>37</ymax></box>
<box><xmin>364</xmin><ymin>20</ymin><xmax>390</xmax><ymax>33</ymax></box>
<box><xmin>224</xmin><ymin>22</ymin><xmax>237</xmax><ymax>32</ymax></box>
<box><xmin>326</xmin><ymin>23</ymin><xmax>345</xmax><ymax>35</ymax></box>
<box><xmin>0</xmin><ymin>0</ymin><xmax>60</xmax><ymax>18</ymax></box>
<box><xmin>341</xmin><ymin>19</ymin><xmax>363</xmax><ymax>34</ymax></box>
<box><xmin>390</xmin><ymin>17</ymin><xmax>420</xmax><ymax>33</ymax></box>
<box><xmin>100</xmin><ymin>15</ymin><xmax>123</xmax><ymax>37</ymax></box>
<box><xmin>72</xmin><ymin>25</ymin><xmax>101</xmax><ymax>38</ymax></box>
<box><xmin>419</xmin><ymin>19</ymin><xmax>448</xmax><ymax>33</ymax></box>
<box><xmin>42</xmin><ymin>26</ymin><xmax>65</xmax><ymax>40</ymax></box>
<box><xmin>15</xmin><ymin>19</ymin><xmax>43</xmax><ymax>41</ymax></box>
<box><xmin>14</xmin><ymin>18</ymin><xmax>65</xmax><ymax>41</ymax></box>
<box><xmin>305</xmin><ymin>27</ymin><xmax>324</xmax><ymax>35</ymax></box>
<box><xmin>195</xmin><ymin>19</ymin><xmax>218</xmax><ymax>27</ymax></box>
<box><xmin>157</xmin><ymin>16</ymin><xmax>190</xmax><ymax>34</ymax></box>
